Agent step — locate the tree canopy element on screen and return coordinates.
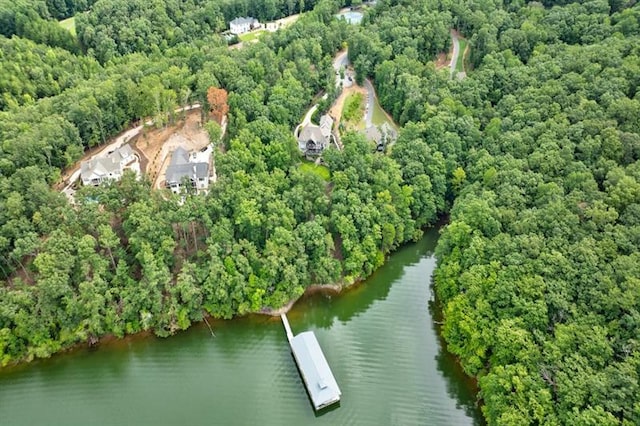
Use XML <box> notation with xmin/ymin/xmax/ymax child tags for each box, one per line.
<box><xmin>1</xmin><ymin>0</ymin><xmax>640</xmax><ymax>423</ymax></box>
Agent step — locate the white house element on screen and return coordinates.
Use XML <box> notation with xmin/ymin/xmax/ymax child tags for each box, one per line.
<box><xmin>80</xmin><ymin>145</ymin><xmax>136</xmax><ymax>186</ymax></box>
<box><xmin>230</xmin><ymin>17</ymin><xmax>260</xmax><ymax>35</ymax></box>
<box><xmin>165</xmin><ymin>146</ymin><xmax>212</xmax><ymax>194</ymax></box>
<box><xmin>109</xmin><ymin>144</ymin><xmax>135</xmax><ymax>169</ymax></box>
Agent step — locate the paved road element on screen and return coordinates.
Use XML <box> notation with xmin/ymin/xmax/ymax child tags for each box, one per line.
<box><xmin>333</xmin><ymin>50</ymin><xmax>351</xmax><ymax>88</ymax></box>
<box><xmin>450</xmin><ymin>30</ymin><xmax>461</xmax><ymax>78</ymax></box>
<box><xmin>363</xmin><ymin>79</ymin><xmax>376</xmax><ymax>128</ymax></box>
<box><xmin>62</xmin><ymin>104</ymin><xmax>201</xmax><ymax>201</ymax></box>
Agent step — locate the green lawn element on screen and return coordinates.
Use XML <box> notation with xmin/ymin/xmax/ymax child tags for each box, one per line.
<box><xmin>455</xmin><ymin>38</ymin><xmax>468</xmax><ymax>74</ymax></box>
<box><xmin>238</xmin><ymin>30</ymin><xmax>266</xmax><ymax>42</ymax></box>
<box><xmin>371</xmin><ymin>95</ymin><xmax>397</xmax><ymax>130</ymax></box>
<box><xmin>343</xmin><ymin>92</ymin><xmax>364</xmax><ymax>123</ymax></box>
<box><xmin>59</xmin><ymin>17</ymin><xmax>76</xmax><ymax>36</ymax></box>
<box><xmin>299</xmin><ymin>161</ymin><xmax>330</xmax><ymax>181</ymax></box>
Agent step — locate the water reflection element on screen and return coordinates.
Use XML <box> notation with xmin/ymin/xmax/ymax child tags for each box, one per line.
<box><xmin>0</xmin><ymin>228</ymin><xmax>482</xmax><ymax>426</ymax></box>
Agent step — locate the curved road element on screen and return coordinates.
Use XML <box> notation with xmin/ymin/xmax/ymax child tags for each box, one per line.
<box><xmin>450</xmin><ymin>30</ymin><xmax>460</xmax><ymax>78</ymax></box>
<box><xmin>364</xmin><ymin>79</ymin><xmax>376</xmax><ymax>128</ymax></box>
<box><xmin>333</xmin><ymin>50</ymin><xmax>350</xmax><ymax>88</ymax></box>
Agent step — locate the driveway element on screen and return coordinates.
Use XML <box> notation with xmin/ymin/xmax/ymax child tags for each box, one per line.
<box><xmin>333</xmin><ymin>50</ymin><xmax>352</xmax><ymax>88</ymax></box>
<box><xmin>450</xmin><ymin>30</ymin><xmax>466</xmax><ymax>79</ymax></box>
<box><xmin>363</xmin><ymin>79</ymin><xmax>376</xmax><ymax>127</ymax></box>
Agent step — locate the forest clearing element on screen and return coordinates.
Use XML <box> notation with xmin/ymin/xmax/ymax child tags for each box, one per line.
<box><xmin>133</xmin><ymin>111</ymin><xmax>210</xmax><ymax>189</ymax></box>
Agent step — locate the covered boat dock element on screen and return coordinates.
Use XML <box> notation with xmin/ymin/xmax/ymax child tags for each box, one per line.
<box><xmin>281</xmin><ymin>313</ymin><xmax>341</xmax><ymax>411</ymax></box>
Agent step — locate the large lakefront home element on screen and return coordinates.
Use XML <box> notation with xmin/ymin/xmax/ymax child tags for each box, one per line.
<box><xmin>229</xmin><ymin>17</ymin><xmax>260</xmax><ymax>35</ymax></box>
<box><xmin>165</xmin><ymin>146</ymin><xmax>211</xmax><ymax>194</ymax></box>
<box><xmin>297</xmin><ymin>115</ymin><xmax>335</xmax><ymax>156</ymax></box>
<box><xmin>80</xmin><ymin>145</ymin><xmax>135</xmax><ymax>186</ymax></box>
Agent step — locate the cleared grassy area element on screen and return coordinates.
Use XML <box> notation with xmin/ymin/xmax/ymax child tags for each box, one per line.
<box><xmin>343</xmin><ymin>92</ymin><xmax>364</xmax><ymax>123</ymax></box>
<box><xmin>455</xmin><ymin>38</ymin><xmax>468</xmax><ymax>74</ymax></box>
<box><xmin>238</xmin><ymin>30</ymin><xmax>266</xmax><ymax>42</ymax></box>
<box><xmin>299</xmin><ymin>162</ymin><xmax>330</xmax><ymax>181</ymax></box>
<box><xmin>59</xmin><ymin>17</ymin><xmax>76</xmax><ymax>36</ymax></box>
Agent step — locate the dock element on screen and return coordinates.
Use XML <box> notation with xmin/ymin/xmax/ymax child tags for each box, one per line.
<box><xmin>280</xmin><ymin>313</ymin><xmax>341</xmax><ymax>411</ymax></box>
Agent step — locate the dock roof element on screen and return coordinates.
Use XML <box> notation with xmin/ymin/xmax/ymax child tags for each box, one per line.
<box><xmin>290</xmin><ymin>331</ymin><xmax>341</xmax><ymax>410</ymax></box>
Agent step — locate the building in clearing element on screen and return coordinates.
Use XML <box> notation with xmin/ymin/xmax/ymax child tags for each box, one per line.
<box><xmin>80</xmin><ymin>145</ymin><xmax>136</xmax><ymax>186</ymax></box>
<box><xmin>298</xmin><ymin>115</ymin><xmax>335</xmax><ymax>156</ymax></box>
<box><xmin>165</xmin><ymin>146</ymin><xmax>211</xmax><ymax>194</ymax></box>
<box><xmin>281</xmin><ymin>314</ymin><xmax>341</xmax><ymax>411</ymax></box>
<box><xmin>229</xmin><ymin>17</ymin><xmax>260</xmax><ymax>35</ymax></box>
<box><xmin>363</xmin><ymin>122</ymin><xmax>397</xmax><ymax>151</ymax></box>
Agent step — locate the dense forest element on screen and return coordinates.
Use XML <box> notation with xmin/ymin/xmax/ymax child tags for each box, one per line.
<box><xmin>1</xmin><ymin>0</ymin><xmax>640</xmax><ymax>424</ymax></box>
<box><xmin>0</xmin><ymin>0</ymin><xmax>443</xmax><ymax>364</ymax></box>
<box><xmin>350</xmin><ymin>0</ymin><xmax>640</xmax><ymax>424</ymax></box>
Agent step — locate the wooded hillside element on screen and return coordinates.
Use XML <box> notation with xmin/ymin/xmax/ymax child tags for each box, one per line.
<box><xmin>350</xmin><ymin>0</ymin><xmax>640</xmax><ymax>423</ymax></box>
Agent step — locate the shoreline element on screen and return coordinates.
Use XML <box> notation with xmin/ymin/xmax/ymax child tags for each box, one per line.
<box><xmin>258</xmin><ymin>283</ymin><xmax>344</xmax><ymax>316</ymax></box>
<box><xmin>2</xmin><ymin>218</ymin><xmax>449</xmax><ymax>370</ymax></box>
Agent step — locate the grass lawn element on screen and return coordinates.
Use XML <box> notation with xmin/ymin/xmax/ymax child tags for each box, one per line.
<box><xmin>59</xmin><ymin>17</ymin><xmax>76</xmax><ymax>36</ymax></box>
<box><xmin>371</xmin><ymin>96</ymin><xmax>397</xmax><ymax>130</ymax></box>
<box><xmin>455</xmin><ymin>38</ymin><xmax>468</xmax><ymax>74</ymax></box>
<box><xmin>238</xmin><ymin>30</ymin><xmax>266</xmax><ymax>42</ymax></box>
<box><xmin>342</xmin><ymin>92</ymin><xmax>366</xmax><ymax>131</ymax></box>
<box><xmin>299</xmin><ymin>161</ymin><xmax>330</xmax><ymax>181</ymax></box>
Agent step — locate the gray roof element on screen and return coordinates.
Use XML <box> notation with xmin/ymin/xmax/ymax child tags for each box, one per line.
<box><xmin>290</xmin><ymin>331</ymin><xmax>341</xmax><ymax>410</ymax></box>
<box><xmin>364</xmin><ymin>123</ymin><xmax>397</xmax><ymax>144</ymax></box>
<box><xmin>364</xmin><ymin>125</ymin><xmax>382</xmax><ymax>143</ymax></box>
<box><xmin>169</xmin><ymin>146</ymin><xmax>190</xmax><ymax>166</ymax></box>
<box><xmin>299</xmin><ymin>115</ymin><xmax>333</xmax><ymax>146</ymax></box>
<box><xmin>230</xmin><ymin>17</ymin><xmax>258</xmax><ymax>25</ymax></box>
<box><xmin>81</xmin><ymin>156</ymin><xmax>120</xmax><ymax>179</ymax></box>
<box><xmin>81</xmin><ymin>144</ymin><xmax>134</xmax><ymax>181</ymax></box>
<box><xmin>319</xmin><ymin>115</ymin><xmax>333</xmax><ymax>137</ymax></box>
<box><xmin>299</xmin><ymin>125</ymin><xmax>326</xmax><ymax>145</ymax></box>
<box><xmin>381</xmin><ymin>122</ymin><xmax>397</xmax><ymax>139</ymax></box>
<box><xmin>166</xmin><ymin>163</ymin><xmax>208</xmax><ymax>184</ymax></box>
<box><xmin>165</xmin><ymin>147</ymin><xmax>208</xmax><ymax>184</ymax></box>
<box><xmin>109</xmin><ymin>144</ymin><xmax>134</xmax><ymax>162</ymax></box>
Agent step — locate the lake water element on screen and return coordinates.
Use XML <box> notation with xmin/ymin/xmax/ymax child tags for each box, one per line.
<box><xmin>0</xmin><ymin>229</ymin><xmax>483</xmax><ymax>425</ymax></box>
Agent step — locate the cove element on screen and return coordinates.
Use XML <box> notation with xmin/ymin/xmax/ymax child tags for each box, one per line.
<box><xmin>0</xmin><ymin>228</ymin><xmax>483</xmax><ymax>425</ymax></box>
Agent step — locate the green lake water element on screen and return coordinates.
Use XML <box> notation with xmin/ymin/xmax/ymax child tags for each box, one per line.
<box><xmin>0</xmin><ymin>229</ymin><xmax>483</xmax><ymax>425</ymax></box>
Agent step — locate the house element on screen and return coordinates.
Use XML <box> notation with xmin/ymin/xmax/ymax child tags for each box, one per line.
<box><xmin>229</xmin><ymin>17</ymin><xmax>260</xmax><ymax>35</ymax></box>
<box><xmin>80</xmin><ymin>145</ymin><xmax>136</xmax><ymax>186</ymax></box>
<box><xmin>298</xmin><ymin>115</ymin><xmax>335</xmax><ymax>155</ymax></box>
<box><xmin>364</xmin><ymin>122</ymin><xmax>397</xmax><ymax>151</ymax></box>
<box><xmin>108</xmin><ymin>144</ymin><xmax>135</xmax><ymax>169</ymax></box>
<box><xmin>165</xmin><ymin>146</ymin><xmax>211</xmax><ymax>194</ymax></box>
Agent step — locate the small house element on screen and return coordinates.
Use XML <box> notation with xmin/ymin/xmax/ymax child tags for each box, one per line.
<box><xmin>165</xmin><ymin>146</ymin><xmax>211</xmax><ymax>194</ymax></box>
<box><xmin>298</xmin><ymin>115</ymin><xmax>335</xmax><ymax>156</ymax></box>
<box><xmin>364</xmin><ymin>122</ymin><xmax>397</xmax><ymax>151</ymax></box>
<box><xmin>230</xmin><ymin>17</ymin><xmax>260</xmax><ymax>35</ymax></box>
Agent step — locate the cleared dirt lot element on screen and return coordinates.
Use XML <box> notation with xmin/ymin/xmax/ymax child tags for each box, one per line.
<box><xmin>134</xmin><ymin>111</ymin><xmax>210</xmax><ymax>189</ymax></box>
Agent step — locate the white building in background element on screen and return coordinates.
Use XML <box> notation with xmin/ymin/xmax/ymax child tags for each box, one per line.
<box><xmin>229</xmin><ymin>17</ymin><xmax>260</xmax><ymax>35</ymax></box>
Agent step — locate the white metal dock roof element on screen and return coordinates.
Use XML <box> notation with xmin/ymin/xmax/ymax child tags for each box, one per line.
<box><xmin>290</xmin><ymin>331</ymin><xmax>341</xmax><ymax>410</ymax></box>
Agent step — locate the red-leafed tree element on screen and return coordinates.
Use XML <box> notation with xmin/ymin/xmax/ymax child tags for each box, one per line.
<box><xmin>207</xmin><ymin>87</ymin><xmax>229</xmax><ymax>125</ymax></box>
